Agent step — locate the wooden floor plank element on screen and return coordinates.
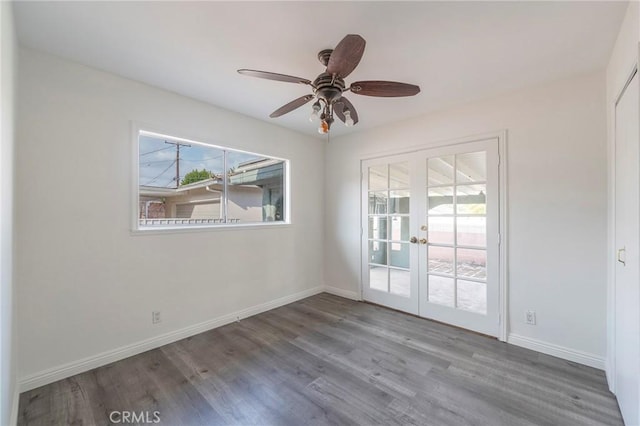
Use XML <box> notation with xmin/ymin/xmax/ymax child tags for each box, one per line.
<box><xmin>18</xmin><ymin>294</ymin><xmax>623</xmax><ymax>426</ymax></box>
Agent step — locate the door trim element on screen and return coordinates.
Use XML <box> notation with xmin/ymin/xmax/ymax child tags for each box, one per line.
<box><xmin>359</xmin><ymin>130</ymin><xmax>508</xmax><ymax>341</ymax></box>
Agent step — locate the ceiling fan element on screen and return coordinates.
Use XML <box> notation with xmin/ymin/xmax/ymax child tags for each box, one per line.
<box><xmin>238</xmin><ymin>34</ymin><xmax>420</xmax><ymax>134</ymax></box>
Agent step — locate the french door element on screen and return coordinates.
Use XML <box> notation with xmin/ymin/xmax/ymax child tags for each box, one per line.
<box><xmin>362</xmin><ymin>153</ymin><xmax>420</xmax><ymax>314</ymax></box>
<box><xmin>362</xmin><ymin>138</ymin><xmax>501</xmax><ymax>337</ymax></box>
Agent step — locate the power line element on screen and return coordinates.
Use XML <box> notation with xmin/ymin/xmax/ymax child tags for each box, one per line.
<box><xmin>181</xmin><ymin>153</ymin><xmax>224</xmax><ymax>162</ymax></box>
<box><xmin>140</xmin><ymin>146</ymin><xmax>173</xmax><ymax>156</ymax></box>
<box><xmin>180</xmin><ymin>157</ymin><xmax>222</xmax><ymax>163</ymax></box>
<box><xmin>143</xmin><ymin>160</ymin><xmax>176</xmax><ymax>186</ymax></box>
<box><xmin>140</xmin><ymin>159</ymin><xmax>176</xmax><ymax>166</ymax></box>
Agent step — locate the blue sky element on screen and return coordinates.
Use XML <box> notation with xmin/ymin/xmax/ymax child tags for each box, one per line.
<box><xmin>139</xmin><ymin>135</ymin><xmax>261</xmax><ymax>188</ymax></box>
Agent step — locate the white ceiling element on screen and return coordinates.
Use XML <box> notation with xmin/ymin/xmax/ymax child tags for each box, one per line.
<box><xmin>13</xmin><ymin>1</ymin><xmax>628</xmax><ymax>138</ymax></box>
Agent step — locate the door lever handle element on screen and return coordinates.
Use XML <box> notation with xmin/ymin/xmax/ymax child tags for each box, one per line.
<box><xmin>617</xmin><ymin>247</ymin><xmax>626</xmax><ymax>266</ymax></box>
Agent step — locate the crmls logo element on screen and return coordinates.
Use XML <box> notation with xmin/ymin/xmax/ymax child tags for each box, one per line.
<box><xmin>109</xmin><ymin>411</ymin><xmax>161</xmax><ymax>424</ymax></box>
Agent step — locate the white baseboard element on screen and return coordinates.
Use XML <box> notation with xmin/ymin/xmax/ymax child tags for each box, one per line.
<box><xmin>18</xmin><ymin>286</ymin><xmax>324</xmax><ymax>393</ymax></box>
<box><xmin>323</xmin><ymin>285</ymin><xmax>360</xmax><ymax>301</ymax></box>
<box><xmin>507</xmin><ymin>333</ymin><xmax>605</xmax><ymax>370</ymax></box>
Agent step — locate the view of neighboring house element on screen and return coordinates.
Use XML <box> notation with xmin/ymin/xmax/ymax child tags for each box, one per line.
<box><xmin>139</xmin><ymin>158</ymin><xmax>284</xmax><ymax>226</ymax></box>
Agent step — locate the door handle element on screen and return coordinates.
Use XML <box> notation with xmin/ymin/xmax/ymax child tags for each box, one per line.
<box><xmin>410</xmin><ymin>236</ymin><xmax>418</xmax><ymax>244</ymax></box>
<box><xmin>617</xmin><ymin>247</ymin><xmax>626</xmax><ymax>266</ymax></box>
<box><xmin>419</xmin><ymin>238</ymin><xmax>428</xmax><ymax>244</ymax></box>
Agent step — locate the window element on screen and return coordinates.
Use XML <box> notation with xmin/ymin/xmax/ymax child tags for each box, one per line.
<box><xmin>136</xmin><ymin>130</ymin><xmax>288</xmax><ymax>230</ymax></box>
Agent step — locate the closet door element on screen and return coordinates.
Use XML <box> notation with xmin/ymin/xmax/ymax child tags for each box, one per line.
<box><xmin>614</xmin><ymin>70</ymin><xmax>640</xmax><ymax>426</ymax></box>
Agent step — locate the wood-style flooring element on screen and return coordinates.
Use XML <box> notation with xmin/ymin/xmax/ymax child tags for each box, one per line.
<box><xmin>18</xmin><ymin>293</ymin><xmax>623</xmax><ymax>425</ymax></box>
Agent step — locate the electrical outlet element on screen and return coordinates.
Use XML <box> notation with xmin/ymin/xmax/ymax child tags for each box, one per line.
<box><xmin>152</xmin><ymin>311</ymin><xmax>161</xmax><ymax>324</ymax></box>
<box><xmin>525</xmin><ymin>310</ymin><xmax>536</xmax><ymax>325</ymax></box>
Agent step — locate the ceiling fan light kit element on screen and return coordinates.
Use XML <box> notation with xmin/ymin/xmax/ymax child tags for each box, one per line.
<box><xmin>238</xmin><ymin>34</ymin><xmax>420</xmax><ymax>134</ymax></box>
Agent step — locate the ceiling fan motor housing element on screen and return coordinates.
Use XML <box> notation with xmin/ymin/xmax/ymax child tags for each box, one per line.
<box><xmin>313</xmin><ymin>72</ymin><xmax>345</xmax><ymax>104</ymax></box>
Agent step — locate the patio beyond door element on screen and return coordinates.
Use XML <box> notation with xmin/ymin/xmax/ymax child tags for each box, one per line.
<box><xmin>362</xmin><ymin>138</ymin><xmax>501</xmax><ymax>337</ymax></box>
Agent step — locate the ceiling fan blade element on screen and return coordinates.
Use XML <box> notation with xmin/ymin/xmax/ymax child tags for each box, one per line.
<box><xmin>334</xmin><ymin>97</ymin><xmax>359</xmax><ymax>125</ymax></box>
<box><xmin>270</xmin><ymin>95</ymin><xmax>315</xmax><ymax>118</ymax></box>
<box><xmin>350</xmin><ymin>80</ymin><xmax>420</xmax><ymax>97</ymax></box>
<box><xmin>238</xmin><ymin>69</ymin><xmax>311</xmax><ymax>85</ymax></box>
<box><xmin>326</xmin><ymin>34</ymin><xmax>366</xmax><ymax>78</ymax></box>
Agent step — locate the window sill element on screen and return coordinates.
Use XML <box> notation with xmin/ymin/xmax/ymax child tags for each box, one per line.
<box><xmin>130</xmin><ymin>221</ymin><xmax>292</xmax><ymax>236</ymax></box>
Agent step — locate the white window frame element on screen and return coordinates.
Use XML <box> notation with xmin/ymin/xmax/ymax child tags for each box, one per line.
<box><xmin>131</xmin><ymin>124</ymin><xmax>291</xmax><ymax>234</ymax></box>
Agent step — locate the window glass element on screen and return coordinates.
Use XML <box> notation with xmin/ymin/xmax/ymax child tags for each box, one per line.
<box><xmin>138</xmin><ymin>131</ymin><xmax>286</xmax><ymax>229</ymax></box>
<box><xmin>226</xmin><ymin>150</ymin><xmax>285</xmax><ymax>223</ymax></box>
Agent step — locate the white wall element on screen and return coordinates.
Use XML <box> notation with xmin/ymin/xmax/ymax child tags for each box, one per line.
<box><xmin>325</xmin><ymin>71</ymin><xmax>608</xmax><ymax>362</ymax></box>
<box><xmin>605</xmin><ymin>1</ymin><xmax>640</xmax><ymax>392</ymax></box>
<box><xmin>0</xmin><ymin>1</ymin><xmax>17</xmax><ymax>424</ymax></box>
<box><xmin>16</xmin><ymin>48</ymin><xmax>324</xmax><ymax>384</ymax></box>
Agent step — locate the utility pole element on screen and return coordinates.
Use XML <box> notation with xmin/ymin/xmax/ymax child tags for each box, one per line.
<box><xmin>165</xmin><ymin>140</ymin><xmax>191</xmax><ymax>188</ymax></box>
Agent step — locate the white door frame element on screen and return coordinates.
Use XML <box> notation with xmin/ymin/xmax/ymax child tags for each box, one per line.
<box><xmin>359</xmin><ymin>130</ymin><xmax>508</xmax><ymax>341</ymax></box>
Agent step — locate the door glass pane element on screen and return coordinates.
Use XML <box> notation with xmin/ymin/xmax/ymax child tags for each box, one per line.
<box><xmin>424</xmin><ymin>149</ymin><xmax>491</xmax><ymax>318</ymax></box>
<box><xmin>390</xmin><ymin>216</ymin><xmax>410</xmax><ymax>241</ymax></box>
<box><xmin>389</xmin><ymin>190</ymin><xmax>410</xmax><ymax>214</ymax></box>
<box><xmin>369</xmin><ymin>265</ymin><xmax>388</xmax><ymax>292</ymax></box>
<box><xmin>456</xmin><ymin>184</ymin><xmax>486</xmax><ymax>214</ymax></box>
<box><xmin>428</xmin><ymin>246</ymin><xmax>454</xmax><ymax>274</ymax></box>
<box><xmin>390</xmin><ymin>243</ymin><xmax>410</xmax><ymax>268</ymax></box>
<box><xmin>367</xmin><ymin>159</ymin><xmax>412</xmax><ymax>301</ymax></box>
<box><xmin>428</xmin><ymin>187</ymin><xmax>454</xmax><ymax>214</ymax></box>
<box><xmin>390</xmin><ymin>269</ymin><xmax>410</xmax><ymax>297</ymax></box>
<box><xmin>369</xmin><ymin>191</ymin><xmax>388</xmax><ymax>214</ymax></box>
<box><xmin>428</xmin><ymin>155</ymin><xmax>454</xmax><ymax>186</ymax></box>
<box><xmin>389</xmin><ymin>162</ymin><xmax>409</xmax><ymax>189</ymax></box>
<box><xmin>456</xmin><ymin>151</ymin><xmax>486</xmax><ymax>183</ymax></box>
<box><xmin>369</xmin><ymin>240</ymin><xmax>387</xmax><ymax>265</ymax></box>
<box><xmin>428</xmin><ymin>216</ymin><xmax>454</xmax><ymax>245</ymax></box>
<box><xmin>457</xmin><ymin>248</ymin><xmax>486</xmax><ymax>279</ymax></box>
<box><xmin>368</xmin><ymin>217</ymin><xmax>387</xmax><ymax>240</ymax></box>
<box><xmin>428</xmin><ymin>275</ymin><xmax>454</xmax><ymax>307</ymax></box>
<box><xmin>457</xmin><ymin>216</ymin><xmax>486</xmax><ymax>247</ymax></box>
<box><xmin>457</xmin><ymin>280</ymin><xmax>487</xmax><ymax>314</ymax></box>
<box><xmin>369</xmin><ymin>165</ymin><xmax>387</xmax><ymax>190</ymax></box>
